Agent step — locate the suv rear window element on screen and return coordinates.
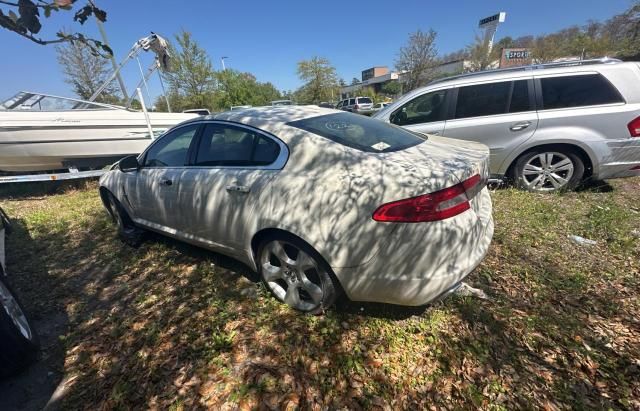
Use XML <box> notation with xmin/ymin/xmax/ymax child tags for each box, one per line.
<box><xmin>540</xmin><ymin>74</ymin><xmax>624</xmax><ymax>110</ymax></box>
<box><xmin>287</xmin><ymin>112</ymin><xmax>425</xmax><ymax>153</ymax></box>
<box><xmin>357</xmin><ymin>97</ymin><xmax>372</xmax><ymax>104</ymax></box>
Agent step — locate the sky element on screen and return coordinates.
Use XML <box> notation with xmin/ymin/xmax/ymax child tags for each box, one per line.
<box><xmin>0</xmin><ymin>0</ymin><xmax>634</xmax><ymax>103</ymax></box>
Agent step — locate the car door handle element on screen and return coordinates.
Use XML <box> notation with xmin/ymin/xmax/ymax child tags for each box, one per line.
<box><xmin>430</xmin><ymin>131</ymin><xmax>441</xmax><ymax>136</ymax></box>
<box><xmin>226</xmin><ymin>185</ymin><xmax>250</xmax><ymax>193</ymax></box>
<box><xmin>510</xmin><ymin>121</ymin><xmax>532</xmax><ymax>132</ymax></box>
<box><xmin>160</xmin><ymin>179</ymin><xmax>173</xmax><ymax>186</ymax></box>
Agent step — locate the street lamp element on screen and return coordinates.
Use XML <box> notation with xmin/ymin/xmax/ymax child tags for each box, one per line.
<box><xmin>221</xmin><ymin>56</ymin><xmax>229</xmax><ymax>71</ymax></box>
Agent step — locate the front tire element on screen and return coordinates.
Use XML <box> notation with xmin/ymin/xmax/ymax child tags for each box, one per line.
<box><xmin>257</xmin><ymin>234</ymin><xmax>338</xmax><ymax>314</ymax></box>
<box><xmin>0</xmin><ymin>274</ymin><xmax>39</xmax><ymax>378</ymax></box>
<box><xmin>105</xmin><ymin>191</ymin><xmax>145</xmax><ymax>247</ymax></box>
<box><xmin>513</xmin><ymin>149</ymin><xmax>584</xmax><ymax>193</ymax></box>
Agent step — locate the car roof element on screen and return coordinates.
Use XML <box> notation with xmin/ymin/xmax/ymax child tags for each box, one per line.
<box><xmin>428</xmin><ymin>59</ymin><xmax>633</xmax><ymax>89</ymax></box>
<box><xmin>177</xmin><ymin>106</ymin><xmax>342</xmax><ymax>136</ymax></box>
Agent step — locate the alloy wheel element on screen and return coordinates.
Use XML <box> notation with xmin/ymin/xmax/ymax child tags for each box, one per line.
<box><xmin>0</xmin><ymin>280</ymin><xmax>33</xmax><ymax>341</ymax></box>
<box><xmin>260</xmin><ymin>240</ymin><xmax>324</xmax><ymax>311</ymax></box>
<box><xmin>521</xmin><ymin>152</ymin><xmax>574</xmax><ymax>192</ymax></box>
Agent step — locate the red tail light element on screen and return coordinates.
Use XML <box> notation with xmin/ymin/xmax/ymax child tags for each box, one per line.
<box><xmin>372</xmin><ymin>175</ymin><xmax>482</xmax><ymax>223</ymax></box>
<box><xmin>628</xmin><ymin>116</ymin><xmax>640</xmax><ymax>137</ymax></box>
<box><xmin>354</xmin><ymin>104</ymin><xmax>360</xmax><ymax>110</ymax></box>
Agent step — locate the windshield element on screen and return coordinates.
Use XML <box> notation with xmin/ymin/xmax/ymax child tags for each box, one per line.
<box><xmin>287</xmin><ymin>112</ymin><xmax>425</xmax><ymax>153</ymax></box>
<box><xmin>0</xmin><ymin>92</ymin><xmax>115</xmax><ymax>111</ymax></box>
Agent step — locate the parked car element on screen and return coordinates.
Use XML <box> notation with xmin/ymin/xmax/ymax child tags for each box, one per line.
<box><xmin>182</xmin><ymin>108</ymin><xmax>211</xmax><ymax>116</ymax></box>
<box><xmin>0</xmin><ymin>207</ymin><xmax>39</xmax><ymax>378</ymax></box>
<box><xmin>271</xmin><ymin>100</ymin><xmax>294</xmax><ymax>106</ymax></box>
<box><xmin>99</xmin><ymin>107</ymin><xmax>493</xmax><ymax>313</ymax></box>
<box><xmin>230</xmin><ymin>105</ymin><xmax>252</xmax><ymax>111</ymax></box>
<box><xmin>317</xmin><ymin>102</ymin><xmax>335</xmax><ymax>109</ymax></box>
<box><xmin>374</xmin><ymin>58</ymin><xmax>640</xmax><ymax>192</ymax></box>
<box><xmin>337</xmin><ymin>97</ymin><xmax>375</xmax><ymax>115</ymax></box>
<box><xmin>372</xmin><ymin>102</ymin><xmax>390</xmax><ymax>112</ymax></box>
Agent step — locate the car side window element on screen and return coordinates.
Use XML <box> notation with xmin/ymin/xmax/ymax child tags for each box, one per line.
<box><xmin>509</xmin><ymin>80</ymin><xmax>532</xmax><ymax>113</ymax></box>
<box><xmin>194</xmin><ymin>124</ymin><xmax>281</xmax><ymax>167</ymax></box>
<box><xmin>540</xmin><ymin>74</ymin><xmax>624</xmax><ymax>110</ymax></box>
<box><xmin>390</xmin><ymin>90</ymin><xmax>447</xmax><ymax>126</ymax></box>
<box><xmin>455</xmin><ymin>81</ymin><xmax>511</xmax><ymax>119</ymax></box>
<box><xmin>143</xmin><ymin>124</ymin><xmax>199</xmax><ymax>167</ymax></box>
<box><xmin>349</xmin><ymin>98</ymin><xmax>355</xmax><ymax>105</ymax></box>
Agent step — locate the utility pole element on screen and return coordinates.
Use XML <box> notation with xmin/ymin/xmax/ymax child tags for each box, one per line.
<box><xmin>93</xmin><ymin>2</ymin><xmax>129</xmax><ymax>101</ymax></box>
<box><xmin>221</xmin><ymin>56</ymin><xmax>228</xmax><ymax>71</ymax></box>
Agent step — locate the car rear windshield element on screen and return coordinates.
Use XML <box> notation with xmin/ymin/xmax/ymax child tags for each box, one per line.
<box><xmin>357</xmin><ymin>97</ymin><xmax>373</xmax><ymax>104</ymax></box>
<box><xmin>287</xmin><ymin>112</ymin><xmax>425</xmax><ymax>153</ymax></box>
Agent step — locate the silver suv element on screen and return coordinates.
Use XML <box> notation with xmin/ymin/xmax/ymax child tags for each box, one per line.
<box><xmin>337</xmin><ymin>97</ymin><xmax>374</xmax><ymax>115</ymax></box>
<box><xmin>374</xmin><ymin>58</ymin><xmax>640</xmax><ymax>192</ymax></box>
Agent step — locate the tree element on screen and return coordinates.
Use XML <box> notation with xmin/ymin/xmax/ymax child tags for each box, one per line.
<box><xmin>213</xmin><ymin>69</ymin><xmax>281</xmax><ymax>110</ymax></box>
<box><xmin>161</xmin><ymin>30</ymin><xmax>217</xmax><ymax>111</ymax></box>
<box><xmin>351</xmin><ymin>77</ymin><xmax>360</xmax><ymax>85</ymax></box>
<box><xmin>296</xmin><ymin>57</ymin><xmax>339</xmax><ymax>104</ymax></box>
<box><xmin>380</xmin><ymin>81</ymin><xmax>401</xmax><ymax>97</ymax></box>
<box><xmin>465</xmin><ymin>35</ymin><xmax>493</xmax><ymax>72</ymax></box>
<box><xmin>0</xmin><ymin>0</ymin><xmax>111</xmax><ymax>55</ymax></box>
<box><xmin>56</xmin><ymin>38</ymin><xmax>119</xmax><ymax>103</ymax></box>
<box><xmin>395</xmin><ymin>29</ymin><xmax>439</xmax><ymax>92</ymax></box>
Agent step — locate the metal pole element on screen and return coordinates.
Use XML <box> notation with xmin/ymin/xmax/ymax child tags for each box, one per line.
<box><xmin>136</xmin><ymin>88</ymin><xmax>155</xmax><ymax>140</ymax></box>
<box><xmin>156</xmin><ymin>63</ymin><xmax>172</xmax><ymax>113</ymax></box>
<box><xmin>94</xmin><ymin>10</ymin><xmax>129</xmax><ymax>101</ymax></box>
<box><xmin>221</xmin><ymin>56</ymin><xmax>228</xmax><ymax>71</ymax></box>
<box><xmin>136</xmin><ymin>57</ymin><xmax>153</xmax><ymax>109</ymax></box>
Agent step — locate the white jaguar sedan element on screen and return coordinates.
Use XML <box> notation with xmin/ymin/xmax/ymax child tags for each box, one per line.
<box><xmin>99</xmin><ymin>106</ymin><xmax>494</xmax><ymax>313</ymax></box>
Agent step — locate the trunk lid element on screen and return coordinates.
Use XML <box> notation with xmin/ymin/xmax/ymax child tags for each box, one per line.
<box><xmin>380</xmin><ymin>135</ymin><xmax>490</xmax><ymax>197</ymax></box>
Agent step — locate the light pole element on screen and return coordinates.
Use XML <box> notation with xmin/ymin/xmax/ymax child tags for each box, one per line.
<box><xmin>221</xmin><ymin>56</ymin><xmax>228</xmax><ymax>71</ymax></box>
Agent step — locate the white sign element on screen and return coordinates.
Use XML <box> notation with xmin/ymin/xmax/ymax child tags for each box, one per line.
<box><xmin>479</xmin><ymin>12</ymin><xmax>506</xmax><ymax>28</ymax></box>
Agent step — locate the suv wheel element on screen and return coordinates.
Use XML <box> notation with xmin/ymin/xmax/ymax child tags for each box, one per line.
<box><xmin>514</xmin><ymin>150</ymin><xmax>584</xmax><ymax>192</ymax></box>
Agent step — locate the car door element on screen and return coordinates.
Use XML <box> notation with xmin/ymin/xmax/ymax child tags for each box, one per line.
<box><xmin>178</xmin><ymin>122</ymin><xmax>287</xmax><ymax>255</ymax></box>
<box><xmin>125</xmin><ymin>123</ymin><xmax>200</xmax><ymax>230</ymax></box>
<box><xmin>387</xmin><ymin>89</ymin><xmax>449</xmax><ymax>135</ymax></box>
<box><xmin>442</xmin><ymin>78</ymin><xmax>538</xmax><ymax>174</ymax></box>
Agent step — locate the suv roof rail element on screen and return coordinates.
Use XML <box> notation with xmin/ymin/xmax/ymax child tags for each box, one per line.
<box><xmin>429</xmin><ymin>57</ymin><xmax>623</xmax><ymax>85</ymax></box>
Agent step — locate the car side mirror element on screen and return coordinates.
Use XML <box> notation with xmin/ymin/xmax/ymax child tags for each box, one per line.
<box><xmin>119</xmin><ymin>155</ymin><xmax>140</xmax><ymax>172</ymax></box>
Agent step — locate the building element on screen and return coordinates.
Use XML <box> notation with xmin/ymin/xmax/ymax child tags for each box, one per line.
<box><xmin>361</xmin><ymin>66</ymin><xmax>389</xmax><ymax>81</ymax></box>
<box><xmin>340</xmin><ymin>66</ymin><xmax>400</xmax><ymax>99</ymax></box>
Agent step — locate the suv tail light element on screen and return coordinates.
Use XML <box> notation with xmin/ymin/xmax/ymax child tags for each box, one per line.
<box><xmin>372</xmin><ymin>175</ymin><xmax>482</xmax><ymax>223</ymax></box>
<box><xmin>628</xmin><ymin>116</ymin><xmax>640</xmax><ymax>137</ymax></box>
<box><xmin>354</xmin><ymin>104</ymin><xmax>360</xmax><ymax>110</ymax></box>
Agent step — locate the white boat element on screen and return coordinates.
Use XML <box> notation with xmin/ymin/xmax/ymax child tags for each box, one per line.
<box><xmin>0</xmin><ymin>91</ymin><xmax>197</xmax><ymax>172</ymax></box>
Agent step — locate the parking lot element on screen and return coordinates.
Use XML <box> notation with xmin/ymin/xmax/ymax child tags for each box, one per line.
<box><xmin>0</xmin><ymin>179</ymin><xmax>638</xmax><ymax>409</ymax></box>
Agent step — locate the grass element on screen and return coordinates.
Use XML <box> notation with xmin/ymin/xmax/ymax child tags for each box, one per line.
<box><xmin>1</xmin><ymin>178</ymin><xmax>639</xmax><ymax>409</ymax></box>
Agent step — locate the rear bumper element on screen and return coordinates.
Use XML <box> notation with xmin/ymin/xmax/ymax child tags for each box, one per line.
<box><xmin>591</xmin><ymin>138</ymin><xmax>640</xmax><ymax>180</ymax></box>
<box><xmin>333</xmin><ymin>188</ymin><xmax>494</xmax><ymax>306</ymax></box>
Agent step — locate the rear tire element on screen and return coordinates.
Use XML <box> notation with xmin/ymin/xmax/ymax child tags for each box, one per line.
<box><xmin>0</xmin><ymin>274</ymin><xmax>39</xmax><ymax>378</ymax></box>
<box><xmin>256</xmin><ymin>234</ymin><xmax>338</xmax><ymax>315</ymax></box>
<box><xmin>105</xmin><ymin>191</ymin><xmax>145</xmax><ymax>247</ymax></box>
<box><xmin>513</xmin><ymin>149</ymin><xmax>584</xmax><ymax>193</ymax></box>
